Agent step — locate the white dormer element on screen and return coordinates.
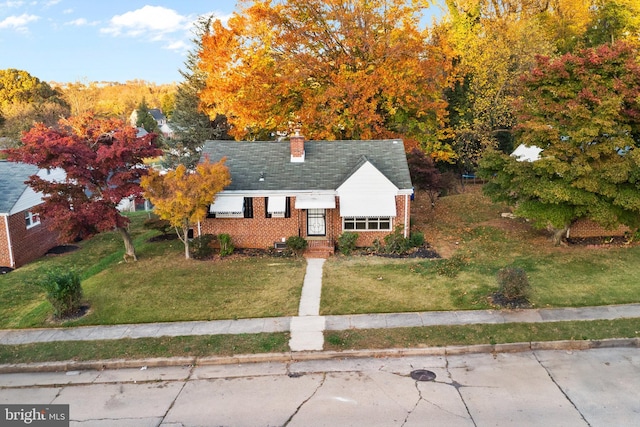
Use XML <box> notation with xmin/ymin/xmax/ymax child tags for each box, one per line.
<box><xmin>337</xmin><ymin>158</ymin><xmax>398</xmax><ymax>217</ymax></box>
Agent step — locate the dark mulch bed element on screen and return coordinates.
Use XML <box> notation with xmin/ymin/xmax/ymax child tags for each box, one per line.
<box><xmin>0</xmin><ymin>266</ymin><xmax>14</xmax><ymax>274</ymax></box>
<box><xmin>48</xmin><ymin>304</ymin><xmax>91</xmax><ymax>324</ymax></box>
<box><xmin>355</xmin><ymin>245</ymin><xmax>441</xmax><ymax>259</ymax></box>
<box><xmin>490</xmin><ymin>292</ymin><xmax>531</xmax><ymax>309</ymax></box>
<box><xmin>567</xmin><ymin>236</ymin><xmax>632</xmax><ymax>247</ymax></box>
<box><xmin>46</xmin><ymin>245</ymin><xmax>80</xmax><ymax>255</ymax></box>
<box><xmin>148</xmin><ymin>233</ymin><xmax>179</xmax><ymax>242</ymax></box>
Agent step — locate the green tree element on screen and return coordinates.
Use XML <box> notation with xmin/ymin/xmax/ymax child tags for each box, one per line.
<box><xmin>581</xmin><ymin>0</ymin><xmax>640</xmax><ymax>47</ymax></box>
<box><xmin>442</xmin><ymin>1</ymin><xmax>554</xmax><ymax>172</ymax></box>
<box><xmin>163</xmin><ymin>15</ymin><xmax>230</xmax><ymax>170</ymax></box>
<box><xmin>478</xmin><ymin>42</ymin><xmax>640</xmax><ymax>245</ymax></box>
<box><xmin>134</xmin><ymin>98</ymin><xmax>159</xmax><ymax>133</ymax></box>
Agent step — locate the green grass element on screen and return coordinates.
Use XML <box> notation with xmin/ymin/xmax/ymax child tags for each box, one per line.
<box><xmin>321</xmin><ymin>187</ymin><xmax>640</xmax><ymax>315</ymax></box>
<box><xmin>0</xmin><ymin>333</ymin><xmax>290</xmax><ymax>364</ymax></box>
<box><xmin>0</xmin><ymin>213</ymin><xmax>306</xmax><ymax>328</ymax></box>
<box><xmin>324</xmin><ymin>319</ymin><xmax>640</xmax><ymax>351</ymax></box>
<box><xmin>2</xmin><ymin>188</ymin><xmax>640</xmax><ymax>364</ymax></box>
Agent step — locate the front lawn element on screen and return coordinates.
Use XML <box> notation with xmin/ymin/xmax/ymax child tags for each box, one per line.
<box><xmin>321</xmin><ymin>186</ymin><xmax>640</xmax><ymax>315</ymax></box>
<box><xmin>0</xmin><ymin>213</ymin><xmax>306</xmax><ymax>328</ymax></box>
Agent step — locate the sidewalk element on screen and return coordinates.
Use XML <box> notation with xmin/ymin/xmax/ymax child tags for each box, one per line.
<box><xmin>2</xmin><ymin>303</ymin><xmax>639</xmax><ymax>346</ymax></box>
<box><xmin>1</xmin><ymin>257</ymin><xmax>640</xmax><ymax>347</ymax></box>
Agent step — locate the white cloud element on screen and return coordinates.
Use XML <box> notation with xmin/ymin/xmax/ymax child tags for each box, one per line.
<box><xmin>0</xmin><ymin>13</ymin><xmax>39</xmax><ymax>32</ymax></box>
<box><xmin>0</xmin><ymin>1</ymin><xmax>25</xmax><ymax>8</ymax></box>
<box><xmin>101</xmin><ymin>5</ymin><xmax>189</xmax><ymax>38</ymax></box>
<box><xmin>62</xmin><ymin>8</ymin><xmax>72</xmax><ymax>14</ymax></box>
<box><xmin>166</xmin><ymin>40</ymin><xmax>188</xmax><ymax>52</ymax></box>
<box><xmin>65</xmin><ymin>18</ymin><xmax>98</xmax><ymax>27</ymax></box>
<box><xmin>44</xmin><ymin>0</ymin><xmax>60</xmax><ymax>6</ymax></box>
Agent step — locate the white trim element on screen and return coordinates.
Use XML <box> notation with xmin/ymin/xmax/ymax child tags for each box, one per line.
<box><xmin>295</xmin><ymin>194</ymin><xmax>336</xmax><ymax>209</ymax></box>
<box><xmin>25</xmin><ymin>211</ymin><xmax>41</xmax><ymax>229</ymax></box>
<box><xmin>404</xmin><ymin>194</ymin><xmax>409</xmax><ymax>238</ymax></box>
<box><xmin>2</xmin><ymin>215</ymin><xmax>15</xmax><ymax>268</ymax></box>
<box><xmin>342</xmin><ymin>216</ymin><xmax>393</xmax><ymax>232</ymax></box>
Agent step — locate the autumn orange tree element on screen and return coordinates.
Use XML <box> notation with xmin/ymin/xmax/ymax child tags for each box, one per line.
<box><xmin>198</xmin><ymin>0</ymin><xmax>452</xmax><ymax>155</ymax></box>
<box><xmin>141</xmin><ymin>159</ymin><xmax>231</xmax><ymax>259</ymax></box>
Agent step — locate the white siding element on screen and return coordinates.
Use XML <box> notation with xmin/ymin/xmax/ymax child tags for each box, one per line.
<box><xmin>336</xmin><ymin>161</ymin><xmax>398</xmax><ymax>218</ymax></box>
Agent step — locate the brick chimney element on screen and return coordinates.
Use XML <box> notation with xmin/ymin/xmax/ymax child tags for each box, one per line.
<box><xmin>290</xmin><ymin>129</ymin><xmax>305</xmax><ymax>163</ymax></box>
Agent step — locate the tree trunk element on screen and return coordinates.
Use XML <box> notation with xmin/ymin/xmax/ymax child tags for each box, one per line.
<box><xmin>550</xmin><ymin>224</ymin><xmax>569</xmax><ymax>246</ymax></box>
<box><xmin>117</xmin><ymin>226</ymin><xmax>137</xmax><ymax>261</ymax></box>
<box><xmin>183</xmin><ymin>224</ymin><xmax>191</xmax><ymax>259</ymax></box>
<box><xmin>175</xmin><ymin>220</ymin><xmax>191</xmax><ymax>259</ymax></box>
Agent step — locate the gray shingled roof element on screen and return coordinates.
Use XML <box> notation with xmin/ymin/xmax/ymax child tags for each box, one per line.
<box><xmin>0</xmin><ymin>161</ymin><xmax>38</xmax><ymax>214</ymax></box>
<box><xmin>200</xmin><ymin>139</ymin><xmax>413</xmax><ymax>192</ymax></box>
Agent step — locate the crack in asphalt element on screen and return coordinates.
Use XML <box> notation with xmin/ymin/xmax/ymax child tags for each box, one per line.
<box><xmin>158</xmin><ymin>364</ymin><xmax>195</xmax><ymax>426</ymax></box>
<box><xmin>533</xmin><ymin>351</ymin><xmax>592</xmax><ymax>427</ymax></box>
<box><xmin>445</xmin><ymin>355</ymin><xmax>478</xmax><ymax>427</ymax></box>
<box><xmin>401</xmin><ymin>380</ymin><xmax>423</xmax><ymax>427</ymax></box>
<box><xmin>282</xmin><ymin>372</ymin><xmax>326</xmax><ymax>426</ymax></box>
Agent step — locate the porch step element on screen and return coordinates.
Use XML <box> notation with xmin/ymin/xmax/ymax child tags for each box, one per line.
<box><xmin>304</xmin><ymin>240</ymin><xmax>334</xmax><ymax>258</ymax></box>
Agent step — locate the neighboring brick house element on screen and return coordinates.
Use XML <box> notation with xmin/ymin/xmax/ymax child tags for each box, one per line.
<box><xmin>197</xmin><ymin>135</ymin><xmax>414</xmax><ymax>255</ymax></box>
<box><xmin>0</xmin><ymin>161</ymin><xmax>62</xmax><ymax>269</ymax></box>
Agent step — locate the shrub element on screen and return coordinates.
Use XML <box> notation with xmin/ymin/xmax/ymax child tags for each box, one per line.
<box><xmin>191</xmin><ymin>234</ymin><xmax>217</xmax><ymax>259</ymax></box>
<box><xmin>409</xmin><ymin>230</ymin><xmax>425</xmax><ymax>248</ymax></box>
<box><xmin>218</xmin><ymin>233</ymin><xmax>234</xmax><ymax>257</ymax></box>
<box><xmin>143</xmin><ymin>217</ymin><xmax>172</xmax><ymax>235</ymax></box>
<box><xmin>435</xmin><ymin>254</ymin><xmax>467</xmax><ymax>277</ymax></box>
<box><xmin>38</xmin><ymin>268</ymin><xmax>83</xmax><ymax>319</ymax></box>
<box><xmin>286</xmin><ymin>236</ymin><xmax>307</xmax><ymax>255</ymax></box>
<box><xmin>496</xmin><ymin>267</ymin><xmax>531</xmax><ymax>304</ymax></box>
<box><xmin>337</xmin><ymin>232</ymin><xmax>359</xmax><ymax>255</ymax></box>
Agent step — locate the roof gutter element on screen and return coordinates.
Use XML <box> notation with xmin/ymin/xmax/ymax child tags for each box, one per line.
<box><xmin>2</xmin><ymin>214</ymin><xmax>15</xmax><ymax>268</ymax></box>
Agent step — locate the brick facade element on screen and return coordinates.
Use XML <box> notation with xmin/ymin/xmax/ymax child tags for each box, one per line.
<box><xmin>568</xmin><ymin>219</ymin><xmax>631</xmax><ymax>239</ymax></box>
<box><xmin>0</xmin><ymin>211</ymin><xmax>60</xmax><ymax>268</ymax></box>
<box><xmin>198</xmin><ymin>195</ymin><xmax>410</xmax><ymax>250</ymax></box>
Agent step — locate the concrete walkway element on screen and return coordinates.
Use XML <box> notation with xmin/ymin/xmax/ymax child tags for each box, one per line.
<box><xmin>1</xmin><ymin>303</ymin><xmax>639</xmax><ymax>346</ymax></box>
<box><xmin>289</xmin><ymin>258</ymin><xmax>326</xmax><ymax>351</ymax></box>
<box><xmin>1</xmin><ymin>256</ymin><xmax>639</xmax><ymax>349</ymax></box>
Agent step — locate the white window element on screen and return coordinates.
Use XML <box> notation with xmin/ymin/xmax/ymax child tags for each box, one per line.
<box><xmin>343</xmin><ymin>217</ymin><xmax>391</xmax><ymax>231</ymax></box>
<box><xmin>25</xmin><ymin>211</ymin><xmax>41</xmax><ymax>229</ymax></box>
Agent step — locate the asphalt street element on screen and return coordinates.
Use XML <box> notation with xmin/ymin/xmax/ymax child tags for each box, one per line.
<box><xmin>1</xmin><ymin>347</ymin><xmax>639</xmax><ymax>426</ymax></box>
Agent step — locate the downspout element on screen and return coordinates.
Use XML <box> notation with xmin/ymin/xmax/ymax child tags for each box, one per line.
<box><xmin>3</xmin><ymin>215</ymin><xmax>15</xmax><ymax>268</ymax></box>
<box><xmin>404</xmin><ymin>194</ymin><xmax>409</xmax><ymax>238</ymax></box>
<box><xmin>197</xmin><ymin>221</ymin><xmax>201</xmax><ymax>237</ymax></box>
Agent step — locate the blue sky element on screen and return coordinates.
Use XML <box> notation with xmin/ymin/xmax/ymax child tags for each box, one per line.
<box><xmin>1</xmin><ymin>1</ymin><xmax>445</xmax><ymax>85</ymax></box>
<box><xmin>0</xmin><ymin>0</ymin><xmax>235</xmax><ymax>84</ymax></box>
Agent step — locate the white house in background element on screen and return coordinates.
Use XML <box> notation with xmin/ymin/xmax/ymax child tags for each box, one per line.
<box><xmin>511</xmin><ymin>144</ymin><xmax>542</xmax><ymax>162</ymax></box>
<box><xmin>130</xmin><ymin>108</ymin><xmax>174</xmax><ymax>138</ymax></box>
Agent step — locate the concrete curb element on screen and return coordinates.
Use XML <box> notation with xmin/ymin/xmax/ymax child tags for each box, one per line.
<box><xmin>1</xmin><ymin>337</ymin><xmax>637</xmax><ymax>374</ymax></box>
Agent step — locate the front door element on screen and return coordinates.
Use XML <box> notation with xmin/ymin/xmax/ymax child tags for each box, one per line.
<box><xmin>307</xmin><ymin>209</ymin><xmax>326</xmax><ymax>236</ymax></box>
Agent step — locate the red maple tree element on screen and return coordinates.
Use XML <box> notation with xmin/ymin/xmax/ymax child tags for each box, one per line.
<box><xmin>6</xmin><ymin>113</ymin><xmax>162</xmax><ymax>260</ymax></box>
